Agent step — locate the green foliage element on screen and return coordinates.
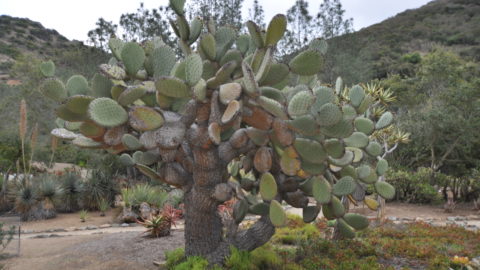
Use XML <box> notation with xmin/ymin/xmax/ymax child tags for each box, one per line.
<box><xmin>81</xmin><ymin>170</ymin><xmax>119</xmax><ymax>210</ymax></box>
<box><xmin>165</xmin><ymin>248</ymin><xmax>185</xmax><ymax>269</ymax></box>
<box><xmin>386</xmin><ymin>168</ymin><xmax>443</xmax><ymax>204</ymax></box>
<box><xmin>56</xmin><ymin>173</ymin><xmax>83</xmax><ymax>213</ymax></box>
<box><xmin>173</xmin><ymin>256</ymin><xmax>209</xmax><ymax>270</ymax></box>
<box><xmin>122</xmin><ymin>184</ymin><xmax>168</xmax><ymax>208</ymax></box>
<box><xmin>79</xmin><ymin>209</ymin><xmax>88</xmax><ymax>222</ymax></box>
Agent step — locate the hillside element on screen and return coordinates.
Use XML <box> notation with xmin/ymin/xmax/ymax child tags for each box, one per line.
<box><xmin>322</xmin><ymin>0</ymin><xmax>480</xmax><ymax>84</ymax></box>
<box><xmin>0</xmin><ymin>15</ymin><xmax>108</xmax><ymax>145</ymax></box>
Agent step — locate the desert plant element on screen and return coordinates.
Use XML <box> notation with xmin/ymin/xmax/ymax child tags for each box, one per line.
<box><xmin>14</xmin><ymin>184</ymin><xmax>36</xmax><ymax>221</ymax></box>
<box><xmin>79</xmin><ymin>210</ymin><xmax>88</xmax><ymax>222</ymax></box>
<box><xmin>98</xmin><ymin>198</ymin><xmax>109</xmax><ymax>216</ymax></box>
<box><xmin>81</xmin><ymin>169</ymin><xmax>118</xmax><ymax>210</ymax></box>
<box><xmin>130</xmin><ymin>184</ymin><xmax>168</xmax><ymax>208</ymax></box>
<box><xmin>56</xmin><ymin>173</ymin><xmax>83</xmax><ymax>212</ymax></box>
<box><xmin>39</xmin><ymin>0</ymin><xmax>398</xmax><ymax>264</ymax></box>
<box><xmin>137</xmin><ymin>204</ymin><xmax>180</xmax><ymax>237</ymax></box>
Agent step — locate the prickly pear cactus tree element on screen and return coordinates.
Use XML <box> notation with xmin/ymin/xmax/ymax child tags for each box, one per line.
<box><xmin>39</xmin><ymin>0</ymin><xmax>396</xmax><ymax>264</ymax></box>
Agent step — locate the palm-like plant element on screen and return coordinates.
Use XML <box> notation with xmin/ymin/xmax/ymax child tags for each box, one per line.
<box><xmin>14</xmin><ymin>184</ymin><xmax>37</xmax><ymax>218</ymax></box>
<box><xmin>57</xmin><ymin>173</ymin><xmax>83</xmax><ymax>212</ymax></box>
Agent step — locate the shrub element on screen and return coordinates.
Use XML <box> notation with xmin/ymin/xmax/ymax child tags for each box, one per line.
<box><xmin>165</xmin><ymin>248</ymin><xmax>185</xmax><ymax>269</ymax></box>
<box><xmin>0</xmin><ymin>223</ymin><xmax>15</xmax><ymax>252</ymax></box>
<box><xmin>173</xmin><ymin>256</ymin><xmax>209</xmax><ymax>270</ymax></box>
<box><xmin>56</xmin><ymin>173</ymin><xmax>83</xmax><ymax>213</ymax></box>
<box><xmin>122</xmin><ymin>184</ymin><xmax>168</xmax><ymax>209</ymax></box>
<box><xmin>386</xmin><ymin>168</ymin><xmax>442</xmax><ymax>204</ymax></box>
<box><xmin>79</xmin><ymin>210</ymin><xmax>88</xmax><ymax>222</ymax></box>
<box><xmin>81</xmin><ymin>169</ymin><xmax>119</xmax><ymax>210</ymax></box>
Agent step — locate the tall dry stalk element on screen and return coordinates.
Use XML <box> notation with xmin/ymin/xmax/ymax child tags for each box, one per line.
<box><xmin>19</xmin><ymin>99</ymin><xmax>27</xmax><ymax>179</ymax></box>
<box><xmin>27</xmin><ymin>123</ymin><xmax>38</xmax><ymax>175</ymax></box>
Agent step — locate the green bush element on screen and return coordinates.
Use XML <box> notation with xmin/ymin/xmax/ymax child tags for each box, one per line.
<box><xmin>81</xmin><ymin>169</ymin><xmax>119</xmax><ymax>210</ymax></box>
<box><xmin>165</xmin><ymin>248</ymin><xmax>185</xmax><ymax>269</ymax></box>
<box><xmin>56</xmin><ymin>173</ymin><xmax>83</xmax><ymax>213</ymax></box>
<box><xmin>173</xmin><ymin>256</ymin><xmax>209</xmax><ymax>270</ymax></box>
<box><xmin>386</xmin><ymin>168</ymin><xmax>442</xmax><ymax>204</ymax></box>
<box><xmin>122</xmin><ymin>184</ymin><xmax>168</xmax><ymax>209</ymax></box>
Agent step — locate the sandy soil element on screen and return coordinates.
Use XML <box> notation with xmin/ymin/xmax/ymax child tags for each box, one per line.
<box><xmin>0</xmin><ymin>209</ymin><xmax>119</xmax><ymax>232</ymax></box>
<box><xmin>1</xmin><ymin>203</ymin><xmax>478</xmax><ymax>270</ymax></box>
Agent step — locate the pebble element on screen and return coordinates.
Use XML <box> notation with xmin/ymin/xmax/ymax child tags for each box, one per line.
<box><xmin>86</xmin><ymin>225</ymin><xmax>98</xmax><ymax>230</ymax></box>
<box><xmin>99</xmin><ymin>224</ymin><xmax>111</xmax><ymax>228</ymax></box>
<box><xmin>121</xmin><ymin>223</ymin><xmax>130</xmax><ymax>227</ymax></box>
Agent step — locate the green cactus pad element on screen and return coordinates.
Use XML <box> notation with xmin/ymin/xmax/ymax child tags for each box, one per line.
<box><xmin>375</xmin><ymin>112</ymin><xmax>394</xmax><ymax>130</ymax></box>
<box><xmin>245</xmin><ymin>128</ymin><xmax>269</xmax><ymax>146</ymax></box>
<box><xmin>200</xmin><ymin>33</ymin><xmax>216</xmax><ymax>61</ymax></box>
<box><xmin>316</xmin><ymin>103</ymin><xmax>342</xmax><ymax>127</ymax></box>
<box><xmin>330</xmin><ymin>196</ymin><xmax>345</xmax><ymax>217</ymax></box>
<box><xmin>265</xmin><ymin>14</ymin><xmax>287</xmax><ymax>46</ymax></box>
<box><xmin>365</xmin><ymin>141</ymin><xmax>383</xmax><ymax>157</ymax></box>
<box><xmin>219</xmin><ymin>83</ymin><xmax>242</xmax><ymax>105</ymax></box>
<box><xmin>347</xmin><ymin>147</ymin><xmax>364</xmax><ymax>163</ymax></box>
<box><xmin>129</xmin><ymin>106</ymin><xmax>164</xmax><ymax>131</ymax></box>
<box><xmin>188</xmin><ymin>17</ymin><xmax>203</xmax><ymax>43</ymax></box>
<box><xmin>311</xmin><ymin>86</ymin><xmax>335</xmax><ymax>112</ymax></box>
<box><xmin>88</xmin><ymin>98</ymin><xmax>128</xmax><ymax>127</ymax></box>
<box><xmin>340</xmin><ymin>166</ymin><xmax>357</xmax><ymax>179</ymax></box>
<box><xmin>309</xmin><ymin>38</ymin><xmax>328</xmax><ymax>55</ymax></box>
<box><xmin>364</xmin><ymin>197</ymin><xmax>379</xmax><ymax>211</ymax></box>
<box><xmin>375</xmin><ymin>181</ymin><xmax>395</xmax><ymax>200</ymax></box>
<box><xmin>236</xmin><ymin>34</ymin><xmax>250</xmax><ymax>54</ymax></box>
<box><xmin>289</xmin><ymin>50</ymin><xmax>323</xmax><ymax>76</ymax></box>
<box><xmin>40</xmin><ymin>60</ymin><xmax>55</xmax><ymax>77</ymax></box>
<box><xmin>287</xmin><ymin>115</ymin><xmax>319</xmax><ymax>136</ymax></box>
<box><xmin>321</xmin><ymin>119</ymin><xmax>354</xmax><ymax>138</ymax></box>
<box><xmin>56</xmin><ymin>104</ymin><xmax>88</xmax><ymax>122</ymax></box>
<box><xmin>249</xmin><ymin>203</ymin><xmax>270</xmax><ymax>215</ymax></box>
<box><xmin>91</xmin><ymin>73</ymin><xmax>113</xmax><ymax>98</ymax></box>
<box><xmin>108</xmin><ymin>38</ymin><xmax>124</xmax><ymax>60</ymax></box>
<box><xmin>335</xmin><ymin>77</ymin><xmax>343</xmax><ymax>95</ymax></box>
<box><xmin>293</xmin><ymin>138</ymin><xmax>327</xmax><ymax>164</ymax></box>
<box><xmin>110</xmin><ymin>85</ymin><xmax>125</xmax><ymax>101</ymax></box>
<box><xmin>288</xmin><ymin>91</ymin><xmax>315</xmax><ymax>118</ymax></box>
<box><xmin>260</xmin><ymin>63</ymin><xmax>290</xmax><ymax>86</ymax></box>
<box><xmin>257</xmin><ymin>96</ymin><xmax>288</xmax><ymax>120</ymax></box>
<box><xmin>280</xmin><ymin>151</ymin><xmax>301</xmax><ymax>176</ymax></box>
<box><xmin>349</xmin><ymin>85</ymin><xmax>365</xmax><ymax>107</ymax></box>
<box><xmin>246</xmin><ymin>21</ymin><xmax>265</xmax><ymax>49</ymax></box>
<box><xmin>220</xmin><ymin>49</ymin><xmax>242</xmax><ymax>68</ymax></box>
<box><xmin>242</xmin><ymin>61</ymin><xmax>259</xmax><ymax>97</ymax></box>
<box><xmin>344</xmin><ymin>132</ymin><xmax>369</xmax><ymax>148</ymax></box>
<box><xmin>136</xmin><ymin>164</ymin><xmax>162</xmax><ymax>181</ymax></box>
<box><xmin>155</xmin><ymin>76</ymin><xmax>190</xmax><ymax>98</ymax></box>
<box><xmin>66</xmin><ymin>75</ymin><xmax>90</xmax><ymax>96</ymax></box>
<box><xmin>337</xmin><ymin>218</ymin><xmax>356</xmax><ymax>239</ymax></box>
<box><xmin>301</xmin><ymin>161</ymin><xmax>326</xmax><ymax>175</ymax></box>
<box><xmin>303</xmin><ymin>205</ymin><xmax>321</xmax><ymax>223</ymax></box>
<box><xmin>121</xmin><ymin>134</ymin><xmax>142</xmax><ymax>150</ymax></box>
<box><xmin>79</xmin><ymin>121</ymin><xmax>105</xmax><ymax>138</ymax></box>
<box><xmin>356</xmin><ymin>165</ymin><xmax>371</xmax><ymax>179</ymax></box>
<box><xmin>118</xmin><ymin>86</ymin><xmax>147</xmax><ymax>106</ymax></box>
<box><xmin>170</xmin><ymin>0</ymin><xmax>185</xmax><ymax>15</ymax></box>
<box><xmin>99</xmin><ymin>64</ymin><xmax>126</xmax><ymax>80</ymax></box>
<box><xmin>342</xmin><ymin>105</ymin><xmax>357</xmax><ymax>121</ymax></box>
<box><xmin>354</xmin><ymin>117</ymin><xmax>374</xmax><ymax>135</ymax></box>
<box><xmin>193</xmin><ymin>79</ymin><xmax>207</xmax><ymax>102</ymax></box>
<box><xmin>259</xmin><ymin>173</ymin><xmax>278</xmax><ymax>201</ymax></box>
<box><xmin>269</xmin><ymin>200</ymin><xmax>287</xmax><ymax>227</ymax></box>
<box><xmin>64</xmin><ymin>121</ymin><xmax>82</xmax><ymax>131</ymax></box>
<box><xmin>65</xmin><ymin>95</ymin><xmax>95</xmax><ymax>114</ymax></box>
<box><xmin>151</xmin><ymin>45</ymin><xmax>176</xmax><ymax>79</ymax></box>
<box><xmin>40</xmin><ymin>78</ymin><xmax>67</xmax><ymax>102</ymax></box>
<box><xmin>121</xmin><ymin>42</ymin><xmax>146</xmax><ymax>76</ymax></box>
<box><xmin>51</xmin><ymin>128</ymin><xmax>77</xmax><ymax>140</ymax></box>
<box><xmin>185</xmin><ymin>53</ymin><xmax>203</xmax><ymax>86</ymax></box>
<box><xmin>259</xmin><ymin>87</ymin><xmax>285</xmax><ymax>104</ymax></box>
<box><xmin>357</xmin><ymin>95</ymin><xmax>374</xmax><ymax>114</ymax></box>
<box><xmin>233</xmin><ymin>199</ymin><xmax>249</xmax><ymax>224</ymax></box>
<box><xmin>312</xmin><ymin>176</ymin><xmax>332</xmax><ymax>204</ymax></box>
<box><xmin>119</xmin><ymin>153</ymin><xmax>135</xmax><ymax>166</ymax></box>
<box><xmin>328</xmin><ymin>150</ymin><xmax>354</xmax><ymax>167</ymax></box>
<box><xmin>324</xmin><ymin>139</ymin><xmax>344</xmax><ymax>159</ymax></box>
<box><xmin>343</xmin><ymin>213</ymin><xmax>369</xmax><ymax>230</ymax></box>
<box><xmin>332</xmin><ymin>176</ymin><xmax>356</xmax><ymax>196</ymax></box>
<box><xmin>322</xmin><ymin>204</ymin><xmax>335</xmax><ymax>220</ymax></box>
<box><xmin>376</xmin><ymin>158</ymin><xmax>389</xmax><ymax>176</ymax></box>
<box><xmin>360</xmin><ymin>169</ymin><xmax>378</xmax><ymax>184</ymax></box>
<box><xmin>72</xmin><ymin>135</ymin><xmax>103</xmax><ymax>148</ymax></box>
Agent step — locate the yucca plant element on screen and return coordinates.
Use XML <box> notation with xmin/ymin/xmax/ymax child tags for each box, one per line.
<box><xmin>14</xmin><ymin>184</ymin><xmax>37</xmax><ymax>221</ymax></box>
<box><xmin>57</xmin><ymin>173</ymin><xmax>83</xmax><ymax>213</ymax></box>
<box><xmin>81</xmin><ymin>169</ymin><xmax>118</xmax><ymax>210</ymax></box>
<box><xmin>79</xmin><ymin>209</ymin><xmax>88</xmax><ymax>222</ymax></box>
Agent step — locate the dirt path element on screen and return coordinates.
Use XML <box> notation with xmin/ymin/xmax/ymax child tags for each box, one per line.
<box><xmin>2</xmin><ymin>230</ymin><xmax>184</xmax><ymax>270</ymax></box>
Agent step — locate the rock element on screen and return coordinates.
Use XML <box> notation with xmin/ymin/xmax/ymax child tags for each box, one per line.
<box><xmin>121</xmin><ymin>206</ymin><xmax>138</xmax><ymax>223</ymax></box>
<box><xmin>99</xmin><ymin>224</ymin><xmax>111</xmax><ymax>229</ymax></box>
<box><xmin>471</xmin><ymin>256</ymin><xmax>480</xmax><ymax>268</ymax></box>
<box><xmin>387</xmin><ymin>216</ymin><xmax>398</xmax><ymax>221</ymax></box>
<box><xmin>121</xmin><ymin>223</ymin><xmax>130</xmax><ymax>227</ymax></box>
<box><xmin>139</xmin><ymin>202</ymin><xmax>153</xmax><ymax>220</ymax></box>
<box><xmin>111</xmin><ymin>223</ymin><xmax>121</xmax><ymax>227</ymax></box>
<box><xmin>66</xmin><ymin>227</ymin><xmax>77</xmax><ymax>231</ymax></box>
<box><xmin>447</xmin><ymin>217</ymin><xmax>456</xmax><ymax>222</ymax></box>
<box><xmin>86</xmin><ymin>225</ymin><xmax>98</xmax><ymax>230</ymax></box>
<box><xmin>78</xmin><ymin>227</ymin><xmax>87</xmax><ymax>231</ymax></box>
<box><xmin>53</xmin><ymin>228</ymin><xmax>67</xmax><ymax>232</ymax></box>
<box><xmin>415</xmin><ymin>217</ymin><xmax>424</xmax><ymax>222</ymax></box>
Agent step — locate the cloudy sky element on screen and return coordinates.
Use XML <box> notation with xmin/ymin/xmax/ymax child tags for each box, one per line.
<box><xmin>1</xmin><ymin>0</ymin><xmax>432</xmax><ymax>42</ymax></box>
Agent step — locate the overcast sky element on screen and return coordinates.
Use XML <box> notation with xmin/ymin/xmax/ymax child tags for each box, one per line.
<box><xmin>1</xmin><ymin>0</ymin><xmax>433</xmax><ymax>42</ymax></box>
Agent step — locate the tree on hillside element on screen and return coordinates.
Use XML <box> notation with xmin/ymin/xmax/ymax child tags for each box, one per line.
<box><xmin>280</xmin><ymin>0</ymin><xmax>313</xmax><ymax>55</ymax></box>
<box><xmin>248</xmin><ymin>0</ymin><xmax>266</xmax><ymax>28</ymax></box>
<box><xmin>87</xmin><ymin>3</ymin><xmax>174</xmax><ymax>50</ymax></box>
<box><xmin>40</xmin><ymin>0</ymin><xmax>398</xmax><ymax>265</ymax></box>
<box><xmin>314</xmin><ymin>0</ymin><xmax>353</xmax><ymax>39</ymax></box>
<box><xmin>188</xmin><ymin>0</ymin><xmax>244</xmax><ymax>30</ymax></box>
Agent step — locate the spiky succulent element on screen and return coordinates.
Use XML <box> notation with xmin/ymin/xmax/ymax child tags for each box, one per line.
<box><xmin>39</xmin><ymin>0</ymin><xmax>398</xmax><ymax>243</ymax></box>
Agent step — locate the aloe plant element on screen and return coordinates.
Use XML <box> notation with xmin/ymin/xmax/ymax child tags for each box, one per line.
<box><xmin>38</xmin><ymin>0</ymin><xmax>398</xmax><ymax>264</ymax></box>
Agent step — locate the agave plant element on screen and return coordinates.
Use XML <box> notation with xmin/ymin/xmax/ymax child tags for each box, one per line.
<box><xmin>137</xmin><ymin>204</ymin><xmax>180</xmax><ymax>237</ymax></box>
<box><xmin>14</xmin><ymin>184</ymin><xmax>37</xmax><ymax>220</ymax></box>
<box><xmin>81</xmin><ymin>169</ymin><xmax>118</xmax><ymax>210</ymax></box>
